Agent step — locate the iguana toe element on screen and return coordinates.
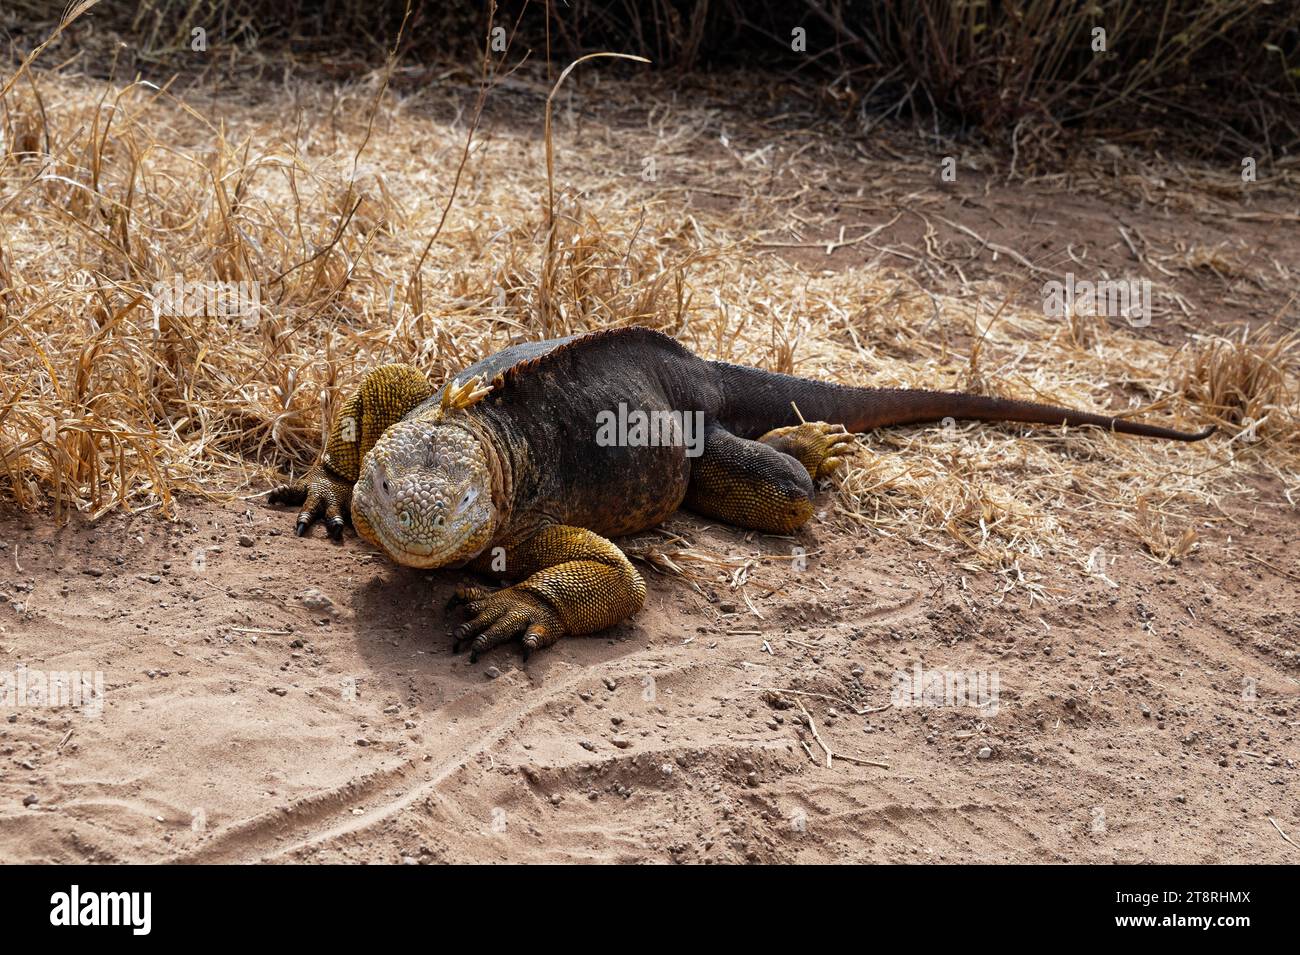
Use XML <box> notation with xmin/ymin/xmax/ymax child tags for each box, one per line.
<box><xmin>448</xmin><ymin>585</ymin><xmax>489</xmax><ymax>608</ymax></box>
<box><xmin>521</xmin><ymin>623</ymin><xmax>560</xmax><ymax>655</ymax></box>
<box><xmin>268</xmin><ymin>483</ymin><xmax>307</xmax><ymax>508</ymax></box>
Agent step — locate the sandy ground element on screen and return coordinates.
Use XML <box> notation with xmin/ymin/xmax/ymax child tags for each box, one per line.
<box><xmin>1</xmin><ymin>465</ymin><xmax>1296</xmax><ymax>863</ymax></box>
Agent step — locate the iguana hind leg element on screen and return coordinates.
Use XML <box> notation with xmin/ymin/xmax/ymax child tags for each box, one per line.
<box><xmin>450</xmin><ymin>526</ymin><xmax>646</xmax><ymax>662</ymax></box>
<box><xmin>683</xmin><ymin>423</ymin><xmax>855</xmax><ymax>533</ymax></box>
<box><xmin>269</xmin><ymin>363</ymin><xmax>434</xmax><ymax>539</ymax></box>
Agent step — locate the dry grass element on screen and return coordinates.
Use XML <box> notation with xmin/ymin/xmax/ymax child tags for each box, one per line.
<box><xmin>1</xmin><ymin>33</ymin><xmax>1297</xmax><ymax>596</ymax></box>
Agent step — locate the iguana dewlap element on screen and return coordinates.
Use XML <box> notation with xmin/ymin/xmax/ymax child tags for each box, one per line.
<box><xmin>270</xmin><ymin>325</ymin><xmax>1212</xmax><ymax>661</ymax></box>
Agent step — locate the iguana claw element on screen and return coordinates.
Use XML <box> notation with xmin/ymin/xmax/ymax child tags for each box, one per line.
<box><xmin>269</xmin><ymin>464</ymin><xmax>352</xmax><ymax>541</ymax></box>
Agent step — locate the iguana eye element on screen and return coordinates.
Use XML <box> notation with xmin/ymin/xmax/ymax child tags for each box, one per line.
<box><xmin>460</xmin><ymin>488</ymin><xmax>477</xmax><ymax>509</ymax></box>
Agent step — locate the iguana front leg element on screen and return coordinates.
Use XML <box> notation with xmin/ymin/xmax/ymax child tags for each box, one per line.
<box><xmin>269</xmin><ymin>363</ymin><xmax>434</xmax><ymax>539</ymax></box>
<box><xmin>450</xmin><ymin>526</ymin><xmax>646</xmax><ymax>661</ymax></box>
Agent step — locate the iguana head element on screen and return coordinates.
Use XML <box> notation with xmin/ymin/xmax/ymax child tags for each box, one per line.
<box><xmin>351</xmin><ymin>419</ymin><xmax>498</xmax><ymax>568</ymax></box>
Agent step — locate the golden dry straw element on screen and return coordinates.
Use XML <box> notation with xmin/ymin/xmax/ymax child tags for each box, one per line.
<box><xmin>0</xmin><ymin>38</ymin><xmax>1296</xmax><ymax>598</ymax></box>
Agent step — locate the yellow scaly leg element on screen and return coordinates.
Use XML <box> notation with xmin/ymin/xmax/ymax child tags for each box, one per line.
<box><xmin>450</xmin><ymin>526</ymin><xmax>646</xmax><ymax>661</ymax></box>
<box><xmin>269</xmin><ymin>364</ymin><xmax>434</xmax><ymax>539</ymax></box>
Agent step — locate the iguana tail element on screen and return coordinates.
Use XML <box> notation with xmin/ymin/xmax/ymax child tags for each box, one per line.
<box><xmin>712</xmin><ymin>362</ymin><xmax>1214</xmax><ymax>442</ymax></box>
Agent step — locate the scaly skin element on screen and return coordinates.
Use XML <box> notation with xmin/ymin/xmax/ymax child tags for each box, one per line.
<box><xmin>273</xmin><ymin>326</ymin><xmax>1213</xmax><ymax>661</ymax></box>
<box><xmin>684</xmin><ymin>422</ymin><xmax>856</xmax><ymax>533</ymax></box>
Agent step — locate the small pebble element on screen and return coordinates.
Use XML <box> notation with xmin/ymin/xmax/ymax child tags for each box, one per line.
<box><xmin>300</xmin><ymin>589</ymin><xmax>334</xmax><ymax>612</ymax></box>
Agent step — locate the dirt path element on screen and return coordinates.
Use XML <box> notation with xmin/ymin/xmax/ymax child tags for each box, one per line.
<box><xmin>1</xmin><ymin>474</ymin><xmax>1295</xmax><ymax>863</ymax></box>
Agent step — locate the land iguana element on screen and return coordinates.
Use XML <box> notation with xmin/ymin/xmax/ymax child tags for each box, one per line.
<box><xmin>269</xmin><ymin>326</ymin><xmax>1212</xmax><ymax>661</ymax></box>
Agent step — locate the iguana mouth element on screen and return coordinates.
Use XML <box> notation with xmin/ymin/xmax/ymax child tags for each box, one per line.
<box><xmin>351</xmin><ymin>505</ymin><xmax>472</xmax><ymax>568</ymax></box>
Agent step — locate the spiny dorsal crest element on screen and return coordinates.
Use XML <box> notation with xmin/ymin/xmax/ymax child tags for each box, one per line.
<box><xmin>436</xmin><ymin>374</ymin><xmax>493</xmax><ymax>420</ymax></box>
